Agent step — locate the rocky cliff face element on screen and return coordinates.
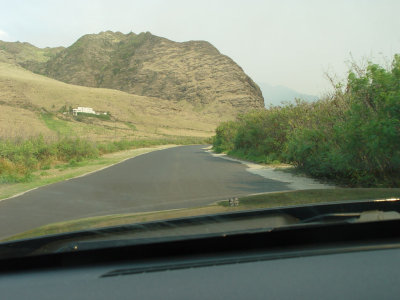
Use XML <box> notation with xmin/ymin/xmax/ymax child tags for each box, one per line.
<box><xmin>3</xmin><ymin>31</ymin><xmax>264</xmax><ymax>111</ymax></box>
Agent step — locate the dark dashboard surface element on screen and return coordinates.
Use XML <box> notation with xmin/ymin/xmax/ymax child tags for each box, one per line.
<box><xmin>1</xmin><ymin>246</ymin><xmax>399</xmax><ymax>300</ymax></box>
<box><xmin>2</xmin><ymin>200</ymin><xmax>400</xmax><ymax>299</ymax></box>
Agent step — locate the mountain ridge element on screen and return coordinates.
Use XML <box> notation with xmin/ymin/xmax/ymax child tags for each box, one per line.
<box><xmin>2</xmin><ymin>31</ymin><xmax>264</xmax><ymax>112</ymax></box>
<box><xmin>0</xmin><ymin>40</ymin><xmax>64</xmax><ymax>65</ymax></box>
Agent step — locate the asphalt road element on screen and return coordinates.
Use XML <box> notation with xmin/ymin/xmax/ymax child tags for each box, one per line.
<box><xmin>0</xmin><ymin>145</ymin><xmax>291</xmax><ymax>238</ymax></box>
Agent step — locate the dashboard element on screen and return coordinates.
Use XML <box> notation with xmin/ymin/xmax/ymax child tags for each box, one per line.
<box><xmin>1</xmin><ymin>201</ymin><xmax>400</xmax><ymax>299</ymax></box>
<box><xmin>1</xmin><ymin>245</ymin><xmax>399</xmax><ymax>299</ymax></box>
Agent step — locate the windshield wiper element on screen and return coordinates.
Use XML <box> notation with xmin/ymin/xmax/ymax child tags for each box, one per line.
<box><xmin>301</xmin><ymin>212</ymin><xmax>362</xmax><ymax>223</ymax></box>
<box><xmin>301</xmin><ymin>210</ymin><xmax>400</xmax><ymax>224</ymax></box>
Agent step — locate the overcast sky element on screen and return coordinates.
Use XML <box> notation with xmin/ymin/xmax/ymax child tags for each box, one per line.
<box><xmin>0</xmin><ymin>0</ymin><xmax>399</xmax><ymax>95</ymax></box>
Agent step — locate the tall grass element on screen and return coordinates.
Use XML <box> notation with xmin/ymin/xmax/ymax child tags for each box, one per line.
<box><xmin>213</xmin><ymin>55</ymin><xmax>400</xmax><ymax>187</ymax></box>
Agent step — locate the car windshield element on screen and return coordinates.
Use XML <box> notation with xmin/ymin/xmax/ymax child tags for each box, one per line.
<box><xmin>0</xmin><ymin>0</ymin><xmax>399</xmax><ymax>251</ymax></box>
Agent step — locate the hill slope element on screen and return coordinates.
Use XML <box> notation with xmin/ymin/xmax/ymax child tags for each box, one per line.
<box><xmin>18</xmin><ymin>31</ymin><xmax>264</xmax><ymax>111</ymax></box>
<box><xmin>0</xmin><ymin>62</ymin><xmax>235</xmax><ymax>141</ymax></box>
<box><xmin>0</xmin><ymin>40</ymin><xmax>64</xmax><ymax>66</ymax></box>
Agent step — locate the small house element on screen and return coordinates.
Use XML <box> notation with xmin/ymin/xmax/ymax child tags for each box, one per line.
<box><xmin>72</xmin><ymin>107</ymin><xmax>96</xmax><ymax>116</ymax></box>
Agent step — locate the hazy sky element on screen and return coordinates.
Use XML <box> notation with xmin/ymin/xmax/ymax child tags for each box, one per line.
<box><xmin>0</xmin><ymin>0</ymin><xmax>399</xmax><ymax>95</ymax></box>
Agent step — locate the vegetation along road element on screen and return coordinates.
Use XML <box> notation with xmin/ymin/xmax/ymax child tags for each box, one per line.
<box><xmin>0</xmin><ymin>145</ymin><xmax>330</xmax><ymax>239</ymax></box>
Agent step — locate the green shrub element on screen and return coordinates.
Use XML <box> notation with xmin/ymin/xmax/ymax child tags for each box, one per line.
<box><xmin>55</xmin><ymin>138</ymin><xmax>99</xmax><ymax>161</ymax></box>
<box><xmin>212</xmin><ymin>121</ymin><xmax>239</xmax><ymax>153</ymax></box>
<box><xmin>75</xmin><ymin>112</ymin><xmax>111</xmax><ymax>121</ymax></box>
<box><xmin>213</xmin><ymin>54</ymin><xmax>400</xmax><ymax>187</ymax></box>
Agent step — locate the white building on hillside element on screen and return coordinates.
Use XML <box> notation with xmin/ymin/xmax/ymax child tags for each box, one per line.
<box><xmin>72</xmin><ymin>107</ymin><xmax>96</xmax><ymax>116</ymax></box>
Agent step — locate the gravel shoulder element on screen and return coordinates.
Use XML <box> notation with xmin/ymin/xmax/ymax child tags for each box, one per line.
<box><xmin>207</xmin><ymin>148</ymin><xmax>335</xmax><ymax>191</ymax></box>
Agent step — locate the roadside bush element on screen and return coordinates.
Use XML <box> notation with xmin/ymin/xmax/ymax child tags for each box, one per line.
<box><xmin>0</xmin><ymin>158</ymin><xmax>33</xmax><ymax>183</ymax></box>
<box><xmin>213</xmin><ymin>55</ymin><xmax>400</xmax><ymax>187</ymax></box>
<box><xmin>212</xmin><ymin>121</ymin><xmax>239</xmax><ymax>153</ymax></box>
<box><xmin>55</xmin><ymin>138</ymin><xmax>99</xmax><ymax>161</ymax></box>
<box><xmin>340</xmin><ymin>55</ymin><xmax>400</xmax><ymax>184</ymax></box>
<box><xmin>0</xmin><ymin>137</ymin><xmax>98</xmax><ymax>182</ymax></box>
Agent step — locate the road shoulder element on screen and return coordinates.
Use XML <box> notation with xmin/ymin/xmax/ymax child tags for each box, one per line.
<box><xmin>205</xmin><ymin>147</ymin><xmax>335</xmax><ymax>191</ymax></box>
<box><xmin>0</xmin><ymin>145</ymin><xmax>178</xmax><ymax>202</ymax></box>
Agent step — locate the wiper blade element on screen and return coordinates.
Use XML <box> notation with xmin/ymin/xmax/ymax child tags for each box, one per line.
<box><xmin>301</xmin><ymin>212</ymin><xmax>361</xmax><ymax>223</ymax></box>
<box><xmin>301</xmin><ymin>210</ymin><xmax>400</xmax><ymax>224</ymax></box>
<box><xmin>58</xmin><ymin>209</ymin><xmax>400</xmax><ymax>253</ymax></box>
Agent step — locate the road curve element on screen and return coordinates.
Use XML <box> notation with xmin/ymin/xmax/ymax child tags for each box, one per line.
<box><xmin>0</xmin><ymin>145</ymin><xmax>291</xmax><ymax>238</ymax></box>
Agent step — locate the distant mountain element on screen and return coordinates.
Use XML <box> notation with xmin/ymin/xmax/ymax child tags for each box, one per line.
<box><xmin>257</xmin><ymin>82</ymin><xmax>318</xmax><ymax>106</ymax></box>
<box><xmin>0</xmin><ymin>40</ymin><xmax>64</xmax><ymax>65</ymax></box>
<box><xmin>1</xmin><ymin>31</ymin><xmax>264</xmax><ymax>112</ymax></box>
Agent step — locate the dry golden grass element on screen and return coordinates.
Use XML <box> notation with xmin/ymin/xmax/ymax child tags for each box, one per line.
<box><xmin>0</xmin><ymin>62</ymin><xmax>236</xmax><ymax>141</ymax></box>
<box><xmin>0</xmin><ymin>105</ymin><xmax>55</xmax><ymax>139</ymax></box>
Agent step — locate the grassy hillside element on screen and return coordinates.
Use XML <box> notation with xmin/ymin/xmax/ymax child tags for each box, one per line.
<box><xmin>0</xmin><ymin>61</ymin><xmax>236</xmax><ymax>141</ymax></box>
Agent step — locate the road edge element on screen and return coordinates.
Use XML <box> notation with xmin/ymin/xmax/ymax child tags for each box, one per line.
<box><xmin>0</xmin><ymin>145</ymin><xmax>178</xmax><ymax>203</ymax></box>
